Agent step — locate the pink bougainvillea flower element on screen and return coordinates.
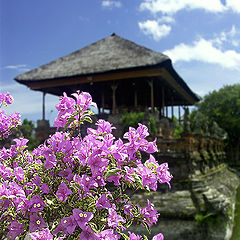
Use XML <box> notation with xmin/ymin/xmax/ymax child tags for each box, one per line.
<box><xmin>30</xmin><ymin>228</ymin><xmax>53</xmax><ymax>240</ymax></box>
<box><xmin>14</xmin><ymin>167</ymin><xmax>24</xmax><ymax>182</ymax></box>
<box><xmin>42</xmin><ymin>147</ymin><xmax>57</xmax><ymax>169</ymax></box>
<box><xmin>13</xmin><ymin>138</ymin><xmax>29</xmax><ymax>150</ymax></box>
<box><xmin>93</xmin><ymin>174</ymin><xmax>106</xmax><ymax>187</ymax></box>
<box><xmin>75</xmin><ymin>174</ymin><xmax>98</xmax><ymax>193</ymax></box>
<box><xmin>123</xmin><ymin>204</ymin><xmax>134</xmax><ymax>219</ymax></box>
<box><xmin>0</xmin><ymin>91</ymin><xmax>173</xmax><ymax>240</ymax></box>
<box><xmin>40</xmin><ymin>183</ymin><xmax>49</xmax><ymax>194</ymax></box>
<box><xmin>141</xmin><ymin>200</ymin><xmax>159</xmax><ymax>227</ymax></box>
<box><xmin>88</xmin><ymin>154</ymin><xmax>109</xmax><ymax>176</ymax></box>
<box><xmin>136</xmin><ymin>164</ymin><xmax>158</xmax><ymax>191</ymax></box>
<box><xmin>56</xmin><ymin>182</ymin><xmax>73</xmax><ymax>202</ymax></box>
<box><xmin>52</xmin><ymin>223</ymin><xmax>68</xmax><ymax>236</ymax></box>
<box><xmin>5</xmin><ymin>92</ymin><xmax>14</xmax><ymax>105</ymax></box>
<box><xmin>128</xmin><ymin>231</ymin><xmax>143</xmax><ymax>240</ymax></box>
<box><xmin>156</xmin><ymin>163</ymin><xmax>173</xmax><ymax>188</ymax></box>
<box><xmin>29</xmin><ymin>213</ymin><xmax>47</xmax><ymax>232</ymax></box>
<box><xmin>124</xmin><ymin>166</ymin><xmax>136</xmax><ymax>182</ymax></box>
<box><xmin>7</xmin><ymin>221</ymin><xmax>24</xmax><ymax>240</ymax></box>
<box><xmin>98</xmin><ymin>229</ymin><xmax>120</xmax><ymax>239</ymax></box>
<box><xmin>72</xmin><ymin>209</ymin><xmax>93</xmax><ymax>230</ymax></box>
<box><xmin>33</xmin><ymin>175</ymin><xmax>41</xmax><ymax>186</ymax></box>
<box><xmin>106</xmin><ymin>174</ymin><xmax>123</xmax><ymax>186</ymax></box>
<box><xmin>29</xmin><ymin>195</ymin><xmax>45</xmax><ymax>212</ymax></box>
<box><xmin>58</xmin><ymin>167</ymin><xmax>74</xmax><ymax>182</ymax></box>
<box><xmin>96</xmin><ymin>194</ymin><xmax>111</xmax><ymax>210</ymax></box>
<box><xmin>107</xmin><ymin>208</ymin><xmax>126</xmax><ymax>228</ymax></box>
<box><xmin>61</xmin><ymin>215</ymin><xmax>77</xmax><ymax>234</ymax></box>
<box><xmin>152</xmin><ymin>233</ymin><xmax>164</xmax><ymax>240</ymax></box>
<box><xmin>72</xmin><ymin>91</ymin><xmax>97</xmax><ymax>111</ymax></box>
<box><xmin>79</xmin><ymin>225</ymin><xmax>99</xmax><ymax>240</ymax></box>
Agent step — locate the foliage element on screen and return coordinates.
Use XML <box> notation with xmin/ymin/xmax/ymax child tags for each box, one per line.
<box><xmin>193</xmin><ymin>84</ymin><xmax>240</xmax><ymax>145</ymax></box>
<box><xmin>0</xmin><ymin>91</ymin><xmax>172</xmax><ymax>240</ymax></box>
<box><xmin>120</xmin><ymin>112</ymin><xmax>158</xmax><ymax>137</ymax></box>
<box><xmin>19</xmin><ymin>119</ymin><xmax>40</xmax><ymax>150</ymax></box>
<box><xmin>120</xmin><ymin>112</ymin><xmax>145</xmax><ymax>133</ymax></box>
<box><xmin>230</xmin><ymin>185</ymin><xmax>240</xmax><ymax>240</ymax></box>
<box><xmin>149</xmin><ymin>116</ymin><xmax>158</xmax><ymax>137</ymax></box>
<box><xmin>173</xmin><ymin>117</ymin><xmax>183</xmax><ymax>139</ymax></box>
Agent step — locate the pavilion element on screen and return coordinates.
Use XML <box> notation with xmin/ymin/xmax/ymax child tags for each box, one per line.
<box><xmin>15</xmin><ymin>33</ymin><xmax>200</xmax><ymax>121</ymax></box>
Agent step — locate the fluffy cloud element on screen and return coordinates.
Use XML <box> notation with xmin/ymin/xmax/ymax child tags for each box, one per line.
<box><xmin>226</xmin><ymin>0</ymin><xmax>240</xmax><ymax>13</ymax></box>
<box><xmin>158</xmin><ymin>15</ymin><xmax>175</xmax><ymax>23</ymax></box>
<box><xmin>138</xmin><ymin>20</ymin><xmax>171</xmax><ymax>40</ymax></box>
<box><xmin>213</xmin><ymin>26</ymin><xmax>239</xmax><ymax>47</ymax></box>
<box><xmin>4</xmin><ymin>64</ymin><xmax>30</xmax><ymax>72</ymax></box>
<box><xmin>164</xmin><ymin>37</ymin><xmax>240</xmax><ymax>70</ymax></box>
<box><xmin>102</xmin><ymin>0</ymin><xmax>122</xmax><ymax>8</ymax></box>
<box><xmin>140</xmin><ymin>0</ymin><xmax>226</xmax><ymax>14</ymax></box>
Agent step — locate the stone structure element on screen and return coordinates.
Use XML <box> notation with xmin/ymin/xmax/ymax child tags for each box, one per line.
<box><xmin>129</xmin><ymin>115</ymin><xmax>239</xmax><ymax>240</ymax></box>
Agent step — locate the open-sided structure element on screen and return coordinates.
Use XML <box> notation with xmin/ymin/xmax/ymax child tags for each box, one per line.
<box><xmin>15</xmin><ymin>33</ymin><xmax>200</xmax><ymax>119</ymax></box>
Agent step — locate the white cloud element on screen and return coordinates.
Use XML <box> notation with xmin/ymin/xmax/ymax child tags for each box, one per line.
<box><xmin>138</xmin><ymin>20</ymin><xmax>171</xmax><ymax>40</ymax></box>
<box><xmin>164</xmin><ymin>37</ymin><xmax>240</xmax><ymax>70</ymax></box>
<box><xmin>4</xmin><ymin>64</ymin><xmax>30</xmax><ymax>72</ymax></box>
<box><xmin>213</xmin><ymin>25</ymin><xmax>239</xmax><ymax>47</ymax></box>
<box><xmin>159</xmin><ymin>15</ymin><xmax>175</xmax><ymax>23</ymax></box>
<box><xmin>226</xmin><ymin>0</ymin><xmax>240</xmax><ymax>13</ymax></box>
<box><xmin>140</xmin><ymin>0</ymin><xmax>226</xmax><ymax>15</ymax></box>
<box><xmin>102</xmin><ymin>0</ymin><xmax>122</xmax><ymax>8</ymax></box>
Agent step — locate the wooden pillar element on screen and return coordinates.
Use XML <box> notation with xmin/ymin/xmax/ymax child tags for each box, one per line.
<box><xmin>171</xmin><ymin>96</ymin><xmax>174</xmax><ymax>120</ymax></box>
<box><xmin>162</xmin><ymin>86</ymin><xmax>165</xmax><ymax>116</ymax></box>
<box><xmin>42</xmin><ymin>92</ymin><xmax>46</xmax><ymax>120</ymax></box>
<box><xmin>148</xmin><ymin>79</ymin><xmax>154</xmax><ymax>113</ymax></box>
<box><xmin>166</xmin><ymin>105</ymin><xmax>168</xmax><ymax>118</ymax></box>
<box><xmin>111</xmin><ymin>82</ymin><xmax>118</xmax><ymax>115</ymax></box>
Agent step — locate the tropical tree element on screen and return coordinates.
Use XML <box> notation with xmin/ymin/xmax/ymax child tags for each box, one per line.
<box><xmin>192</xmin><ymin>84</ymin><xmax>240</xmax><ymax>166</ymax></box>
<box><xmin>19</xmin><ymin>118</ymin><xmax>40</xmax><ymax>150</ymax></box>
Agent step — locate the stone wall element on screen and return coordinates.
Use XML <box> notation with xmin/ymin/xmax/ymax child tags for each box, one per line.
<box><xmin>130</xmin><ymin>165</ymin><xmax>239</xmax><ymax>240</ymax></box>
<box><xmin>129</xmin><ymin>130</ymin><xmax>240</xmax><ymax>240</ymax></box>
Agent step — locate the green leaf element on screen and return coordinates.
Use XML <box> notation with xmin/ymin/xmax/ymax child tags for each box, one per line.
<box><xmin>64</xmin><ymin>116</ymin><xmax>75</xmax><ymax>129</ymax></box>
<box><xmin>105</xmin><ymin>168</ymin><xmax>121</xmax><ymax>179</ymax></box>
<box><xmin>119</xmin><ymin>232</ymin><xmax>130</xmax><ymax>240</ymax></box>
<box><xmin>88</xmin><ymin>222</ymin><xmax>99</xmax><ymax>233</ymax></box>
<box><xmin>81</xmin><ymin>116</ymin><xmax>93</xmax><ymax>123</ymax></box>
<box><xmin>142</xmin><ymin>221</ymin><xmax>151</xmax><ymax>234</ymax></box>
<box><xmin>131</xmin><ymin>173</ymin><xmax>143</xmax><ymax>189</ymax></box>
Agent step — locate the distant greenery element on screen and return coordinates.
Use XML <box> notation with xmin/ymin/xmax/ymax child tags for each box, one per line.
<box><xmin>120</xmin><ymin>112</ymin><xmax>157</xmax><ymax>136</ymax></box>
<box><xmin>19</xmin><ymin>119</ymin><xmax>40</xmax><ymax>150</ymax></box>
<box><xmin>192</xmin><ymin>84</ymin><xmax>240</xmax><ymax>146</ymax></box>
<box><xmin>190</xmin><ymin>84</ymin><xmax>240</xmax><ymax>166</ymax></box>
<box><xmin>230</xmin><ymin>185</ymin><xmax>240</xmax><ymax>240</ymax></box>
<box><xmin>173</xmin><ymin>117</ymin><xmax>183</xmax><ymax>139</ymax></box>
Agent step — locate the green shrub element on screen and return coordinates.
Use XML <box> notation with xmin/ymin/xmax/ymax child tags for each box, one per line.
<box><xmin>120</xmin><ymin>112</ymin><xmax>157</xmax><ymax>136</ymax></box>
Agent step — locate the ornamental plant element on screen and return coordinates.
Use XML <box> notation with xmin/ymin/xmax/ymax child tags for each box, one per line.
<box><xmin>0</xmin><ymin>91</ymin><xmax>172</xmax><ymax>240</ymax></box>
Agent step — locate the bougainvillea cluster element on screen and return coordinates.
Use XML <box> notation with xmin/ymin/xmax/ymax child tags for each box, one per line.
<box><xmin>0</xmin><ymin>91</ymin><xmax>172</xmax><ymax>240</ymax></box>
<box><xmin>0</xmin><ymin>92</ymin><xmax>21</xmax><ymax>140</ymax></box>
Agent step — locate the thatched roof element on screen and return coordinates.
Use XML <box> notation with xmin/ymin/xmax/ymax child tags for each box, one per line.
<box><xmin>15</xmin><ymin>33</ymin><xmax>169</xmax><ymax>81</ymax></box>
<box><xmin>14</xmin><ymin>34</ymin><xmax>200</xmax><ymax>107</ymax></box>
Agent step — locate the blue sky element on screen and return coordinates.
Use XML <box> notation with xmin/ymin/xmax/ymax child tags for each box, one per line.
<box><xmin>1</xmin><ymin>0</ymin><xmax>240</xmax><ymax>125</ymax></box>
